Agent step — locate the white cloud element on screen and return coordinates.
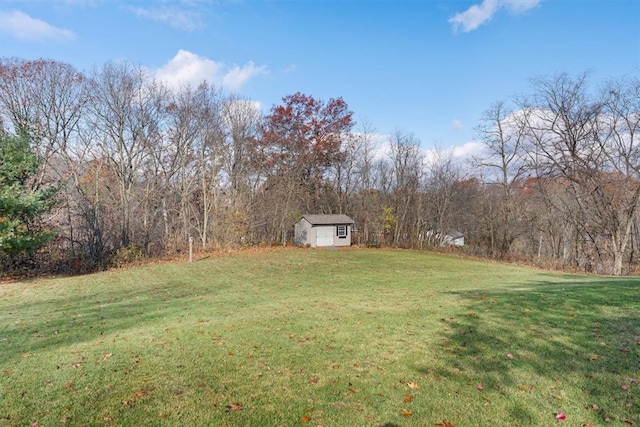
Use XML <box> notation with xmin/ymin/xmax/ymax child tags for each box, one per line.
<box><xmin>0</xmin><ymin>10</ymin><xmax>76</xmax><ymax>41</ymax></box>
<box><xmin>449</xmin><ymin>0</ymin><xmax>540</xmax><ymax>33</ymax></box>
<box><xmin>451</xmin><ymin>141</ymin><xmax>486</xmax><ymax>159</ymax></box>
<box><xmin>155</xmin><ymin>50</ymin><xmax>268</xmax><ymax>92</ymax></box>
<box><xmin>283</xmin><ymin>64</ymin><xmax>297</xmax><ymax>73</ymax></box>
<box><xmin>155</xmin><ymin>50</ymin><xmax>222</xmax><ymax>88</ymax></box>
<box><xmin>130</xmin><ymin>6</ymin><xmax>202</xmax><ymax>31</ymax></box>
<box><xmin>222</xmin><ymin>62</ymin><xmax>269</xmax><ymax>92</ymax></box>
<box><xmin>503</xmin><ymin>0</ymin><xmax>542</xmax><ymax>13</ymax></box>
<box><xmin>450</xmin><ymin>119</ymin><xmax>464</xmax><ymax>131</ymax></box>
<box><xmin>423</xmin><ymin>141</ymin><xmax>487</xmax><ymax>169</ymax></box>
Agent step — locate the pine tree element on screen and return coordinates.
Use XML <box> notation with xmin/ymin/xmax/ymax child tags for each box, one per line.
<box><xmin>0</xmin><ymin>132</ymin><xmax>58</xmax><ymax>254</ymax></box>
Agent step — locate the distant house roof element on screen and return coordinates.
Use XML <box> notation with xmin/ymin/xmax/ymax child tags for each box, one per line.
<box><xmin>302</xmin><ymin>214</ymin><xmax>354</xmax><ymax>225</ymax></box>
<box><xmin>445</xmin><ymin>230</ymin><xmax>464</xmax><ymax>239</ymax></box>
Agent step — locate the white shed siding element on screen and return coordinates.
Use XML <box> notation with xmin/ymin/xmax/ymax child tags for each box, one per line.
<box><xmin>294</xmin><ymin>220</ymin><xmax>315</xmax><ymax>246</ymax></box>
<box><xmin>333</xmin><ymin>225</ymin><xmax>351</xmax><ymax>247</ymax></box>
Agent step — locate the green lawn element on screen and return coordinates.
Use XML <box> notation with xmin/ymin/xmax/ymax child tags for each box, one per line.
<box><xmin>1</xmin><ymin>248</ymin><xmax>638</xmax><ymax>426</ymax></box>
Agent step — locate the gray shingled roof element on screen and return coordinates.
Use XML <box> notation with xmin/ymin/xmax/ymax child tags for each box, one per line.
<box><xmin>445</xmin><ymin>230</ymin><xmax>464</xmax><ymax>239</ymax></box>
<box><xmin>302</xmin><ymin>214</ymin><xmax>354</xmax><ymax>225</ymax></box>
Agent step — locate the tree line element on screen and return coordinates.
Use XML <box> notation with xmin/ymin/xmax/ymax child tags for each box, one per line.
<box><xmin>0</xmin><ymin>58</ymin><xmax>638</xmax><ymax>275</ymax></box>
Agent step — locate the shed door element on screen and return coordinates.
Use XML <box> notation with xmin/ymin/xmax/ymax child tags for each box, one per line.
<box><xmin>316</xmin><ymin>226</ymin><xmax>334</xmax><ymax>247</ymax></box>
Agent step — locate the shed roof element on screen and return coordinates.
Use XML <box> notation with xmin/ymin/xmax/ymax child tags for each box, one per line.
<box><xmin>302</xmin><ymin>214</ymin><xmax>354</xmax><ymax>225</ymax></box>
<box><xmin>445</xmin><ymin>229</ymin><xmax>464</xmax><ymax>239</ymax></box>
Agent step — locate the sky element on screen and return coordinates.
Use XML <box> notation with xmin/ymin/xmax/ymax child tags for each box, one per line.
<box><xmin>0</xmin><ymin>0</ymin><xmax>639</xmax><ymax>159</ymax></box>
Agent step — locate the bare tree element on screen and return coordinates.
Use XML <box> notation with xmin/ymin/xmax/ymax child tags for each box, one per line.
<box><xmin>596</xmin><ymin>76</ymin><xmax>640</xmax><ymax>274</ymax></box>
<box><xmin>346</xmin><ymin>121</ymin><xmax>380</xmax><ymax>243</ymax></box>
<box><xmin>388</xmin><ymin>129</ymin><xmax>423</xmax><ymax>246</ymax></box>
<box><xmin>184</xmin><ymin>83</ymin><xmax>225</xmax><ymax>249</ymax></box>
<box><xmin>518</xmin><ymin>72</ymin><xmax>639</xmax><ymax>275</ymax></box>
<box><xmin>219</xmin><ymin>96</ymin><xmax>262</xmax><ymax>245</ymax></box>
<box><xmin>473</xmin><ymin>101</ymin><xmax>527</xmax><ymax>256</ymax></box>
<box><xmin>424</xmin><ymin>148</ymin><xmax>460</xmax><ymax>246</ymax></box>
<box><xmin>88</xmin><ymin>61</ymin><xmax>155</xmax><ymax>248</ymax></box>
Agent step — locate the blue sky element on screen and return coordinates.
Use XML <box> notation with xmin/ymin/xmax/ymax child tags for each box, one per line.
<box><xmin>1</xmin><ymin>0</ymin><xmax>639</xmax><ymax>157</ymax></box>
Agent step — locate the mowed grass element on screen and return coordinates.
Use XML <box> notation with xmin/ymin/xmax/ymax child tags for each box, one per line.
<box><xmin>1</xmin><ymin>248</ymin><xmax>638</xmax><ymax>427</ymax></box>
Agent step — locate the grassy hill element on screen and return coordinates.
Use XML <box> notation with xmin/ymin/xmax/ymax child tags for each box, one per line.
<box><xmin>1</xmin><ymin>248</ymin><xmax>638</xmax><ymax>426</ymax></box>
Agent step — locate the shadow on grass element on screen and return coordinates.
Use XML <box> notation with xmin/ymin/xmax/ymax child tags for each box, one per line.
<box><xmin>422</xmin><ymin>277</ymin><xmax>639</xmax><ymax>425</ymax></box>
<box><xmin>0</xmin><ymin>279</ymin><xmax>217</xmax><ymax>365</ymax></box>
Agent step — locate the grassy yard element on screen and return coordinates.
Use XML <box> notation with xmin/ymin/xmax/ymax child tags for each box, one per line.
<box><xmin>1</xmin><ymin>248</ymin><xmax>638</xmax><ymax>426</ymax></box>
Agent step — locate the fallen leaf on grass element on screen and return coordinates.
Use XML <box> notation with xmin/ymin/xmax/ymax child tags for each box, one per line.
<box><xmin>506</xmin><ymin>353</ymin><xmax>514</xmax><ymax>359</ymax></box>
<box><xmin>623</xmin><ymin>419</ymin><xmax>634</xmax><ymax>425</ymax></box>
<box><xmin>101</xmin><ymin>352</ymin><xmax>112</xmax><ymax>361</ymax></box>
<box><xmin>400</xmin><ymin>409</ymin><xmax>413</xmax><ymax>416</ymax></box>
<box><xmin>581</xmin><ymin>423</ymin><xmax>596</xmax><ymax>427</ymax></box>
<box><xmin>621</xmin><ymin>384</ymin><xmax>631</xmax><ymax>392</ymax></box>
<box><xmin>65</xmin><ymin>383</ymin><xmax>75</xmax><ymax>389</ymax></box>
<box><xmin>404</xmin><ymin>394</ymin><xmax>414</xmax><ymax>403</ymax></box>
<box><xmin>301</xmin><ymin>415</ymin><xmax>311</xmax><ymax>423</ymax></box>
<box><xmin>589</xmin><ymin>355</ymin><xmax>600</xmax><ymax>361</ymax></box>
<box><xmin>406</xmin><ymin>382</ymin><xmax>419</xmax><ymax>389</ymax></box>
<box><xmin>476</xmin><ymin>384</ymin><xmax>484</xmax><ymax>391</ymax></box>
<box><xmin>226</xmin><ymin>403</ymin><xmax>243</xmax><ymax>412</ymax></box>
<box><xmin>555</xmin><ymin>412</ymin><xmax>567</xmax><ymax>421</ymax></box>
<box><xmin>435</xmin><ymin>421</ymin><xmax>454</xmax><ymax>427</ymax></box>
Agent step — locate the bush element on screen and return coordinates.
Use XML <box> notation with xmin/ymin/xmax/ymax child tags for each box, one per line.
<box><xmin>110</xmin><ymin>244</ymin><xmax>144</xmax><ymax>268</ymax></box>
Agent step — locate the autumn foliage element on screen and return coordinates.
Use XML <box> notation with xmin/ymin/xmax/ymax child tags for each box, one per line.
<box><xmin>257</xmin><ymin>92</ymin><xmax>353</xmax><ymax>178</ymax></box>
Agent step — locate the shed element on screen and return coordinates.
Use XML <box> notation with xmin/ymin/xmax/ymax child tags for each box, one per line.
<box><xmin>443</xmin><ymin>230</ymin><xmax>464</xmax><ymax>247</ymax></box>
<box><xmin>294</xmin><ymin>214</ymin><xmax>355</xmax><ymax>248</ymax></box>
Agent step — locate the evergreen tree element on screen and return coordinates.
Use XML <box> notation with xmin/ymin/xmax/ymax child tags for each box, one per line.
<box><xmin>0</xmin><ymin>132</ymin><xmax>58</xmax><ymax>254</ymax></box>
